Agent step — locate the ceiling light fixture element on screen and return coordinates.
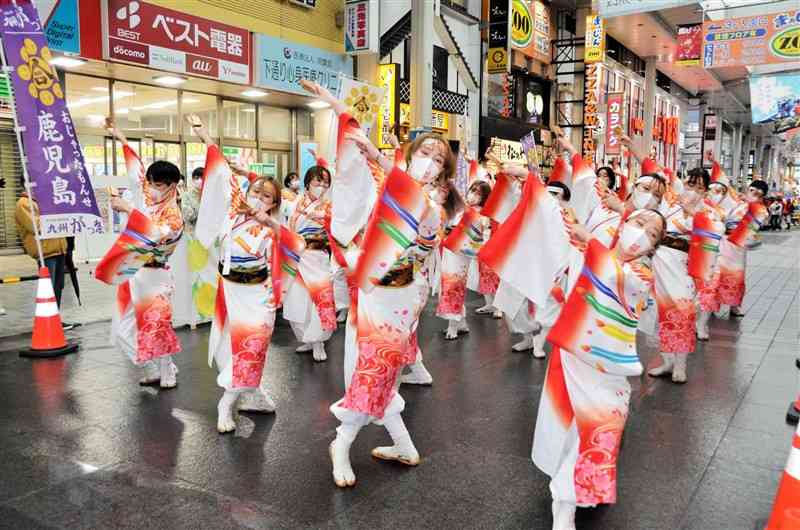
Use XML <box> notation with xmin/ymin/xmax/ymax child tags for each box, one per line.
<box><xmin>307</xmin><ymin>100</ymin><xmax>330</xmax><ymax>110</ymax></box>
<box><xmin>49</xmin><ymin>55</ymin><xmax>86</xmax><ymax>68</ymax></box>
<box><xmin>153</xmin><ymin>75</ymin><xmax>188</xmax><ymax>86</ymax></box>
<box><xmin>242</xmin><ymin>89</ymin><xmax>268</xmax><ymax>98</ymax></box>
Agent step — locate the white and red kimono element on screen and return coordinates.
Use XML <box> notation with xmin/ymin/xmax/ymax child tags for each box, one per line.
<box><xmin>436</xmin><ymin>207</ymin><xmax>484</xmax><ymax>321</ymax></box>
<box><xmin>282</xmin><ymin>194</ymin><xmax>338</xmax><ymax>343</ymax></box>
<box><xmin>654</xmin><ymin>201</ymin><xmax>724</xmax><ymax>353</ymax></box>
<box><xmin>717</xmin><ymin>200</ymin><xmax>768</xmax><ymax>308</ymax></box>
<box><xmin>326</xmin><ymin>114</ymin><xmax>442</xmax><ymax>425</ymax></box>
<box><xmin>195</xmin><ymin>146</ymin><xmax>283</xmax><ymax>391</ymax></box>
<box><xmin>97</xmin><ymin>144</ymin><xmax>183</xmax><ymax>367</ymax></box>
<box><xmin>533</xmin><ymin>238</ymin><xmax>653</xmax><ymax>506</ymax></box>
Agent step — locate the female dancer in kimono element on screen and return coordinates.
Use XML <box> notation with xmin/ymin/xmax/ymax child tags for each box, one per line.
<box><xmin>716</xmin><ymin>179</ymin><xmax>769</xmax><ymax>317</ymax></box>
<box><xmin>188</xmin><ymin>115</ymin><xmax>283</xmax><ymax>433</ymax></box>
<box><xmin>530</xmin><ymin>198</ymin><xmax>667</xmax><ymax>530</ymax></box>
<box><xmin>301</xmin><ymin>79</ymin><xmax>460</xmax><ymax>488</ymax></box>
<box><xmin>102</xmin><ymin>120</ymin><xmax>183</xmax><ymax>388</ymax></box>
<box><xmin>282</xmin><ymin>165</ymin><xmax>337</xmax><ymax>362</ymax></box>
<box><xmin>436</xmin><ymin>180</ymin><xmax>494</xmax><ymax>339</ymax></box>
<box><xmin>468</xmin><ymin>181</ymin><xmax>504</xmax><ymax>319</ymax></box>
<box><xmin>647</xmin><ymin>167</ymin><xmax>725</xmax><ymax>383</ymax></box>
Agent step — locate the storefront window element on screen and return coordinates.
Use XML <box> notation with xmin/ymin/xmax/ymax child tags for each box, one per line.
<box><xmin>182</xmin><ymin>92</ymin><xmax>218</xmax><ymax>138</ymax></box>
<box><xmin>222</xmin><ymin>100</ymin><xmax>256</xmax><ymax>140</ymax></box>
<box><xmin>260</xmin><ymin>150</ymin><xmax>289</xmax><ymax>179</ymax></box>
<box><xmin>113</xmin><ymin>82</ymin><xmax>179</xmax><ymax>136</ymax></box>
<box><xmin>222</xmin><ymin>145</ymin><xmax>257</xmax><ymax>168</ymax></box>
<box><xmin>66</xmin><ymin>74</ymin><xmax>110</xmax><ymax>130</ymax></box>
<box><xmin>186</xmin><ymin>142</ymin><xmax>207</xmax><ymax>176</ymax></box>
<box><xmin>258</xmin><ymin>106</ymin><xmax>291</xmax><ymax>143</ymax></box>
<box><xmin>79</xmin><ymin>134</ymin><xmax>108</xmax><ymax>177</ymax></box>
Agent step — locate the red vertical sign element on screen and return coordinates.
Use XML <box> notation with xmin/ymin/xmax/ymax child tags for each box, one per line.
<box><xmin>606</xmin><ymin>92</ymin><xmax>624</xmax><ymax>156</ymax></box>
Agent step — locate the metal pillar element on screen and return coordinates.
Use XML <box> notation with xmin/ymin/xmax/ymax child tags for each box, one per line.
<box><xmin>410</xmin><ymin>0</ymin><xmax>434</xmax><ymax>129</ymax></box>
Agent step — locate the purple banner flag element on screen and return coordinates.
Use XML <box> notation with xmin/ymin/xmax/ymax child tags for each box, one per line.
<box><xmin>0</xmin><ymin>0</ymin><xmax>102</xmax><ymax>238</ymax></box>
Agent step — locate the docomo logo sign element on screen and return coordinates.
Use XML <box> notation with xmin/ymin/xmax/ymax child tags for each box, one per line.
<box><xmin>109</xmin><ymin>39</ymin><xmax>149</xmax><ymax>65</ymax></box>
<box><xmin>114</xmin><ymin>44</ymin><xmax>145</xmax><ymax>59</ymax></box>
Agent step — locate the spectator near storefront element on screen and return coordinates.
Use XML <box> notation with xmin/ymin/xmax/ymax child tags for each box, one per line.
<box><xmin>782</xmin><ymin>197</ymin><xmax>793</xmax><ymax>230</ymax></box>
<box><xmin>14</xmin><ymin>192</ymin><xmax>75</xmax><ymax>329</ymax></box>
<box><xmin>768</xmin><ymin>198</ymin><xmax>783</xmax><ymax>230</ymax></box>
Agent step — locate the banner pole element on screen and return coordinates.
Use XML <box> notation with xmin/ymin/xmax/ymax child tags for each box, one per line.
<box><xmin>0</xmin><ymin>36</ymin><xmax>45</xmax><ymax>269</ymax></box>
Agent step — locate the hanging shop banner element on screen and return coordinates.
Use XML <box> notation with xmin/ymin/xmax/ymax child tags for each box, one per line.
<box><xmin>511</xmin><ymin>0</ymin><xmax>551</xmax><ymax>65</ymax></box>
<box><xmin>582</xmin><ymin>62</ymin><xmax>600</xmax><ymax>163</ymax></box>
<box><xmin>344</xmin><ymin>0</ymin><xmax>378</xmax><ymax>55</ymax></box>
<box><xmin>606</xmin><ymin>92</ymin><xmax>623</xmax><ymax>156</ymax></box>
<box><xmin>35</xmin><ymin>0</ymin><xmax>80</xmax><ymax>54</ymax></box>
<box><xmin>338</xmin><ymin>76</ymin><xmax>384</xmax><ymax>137</ymax></box>
<box><xmin>487</xmin><ymin>0</ymin><xmax>511</xmax><ymax>74</ymax></box>
<box><xmin>376</xmin><ymin>63</ymin><xmax>398</xmax><ymax>149</ymax></box>
<box><xmin>399</xmin><ymin>103</ymin><xmax>448</xmax><ymax>131</ymax></box>
<box><xmin>255</xmin><ymin>34</ymin><xmax>352</xmax><ymax>96</ymax></box>
<box><xmin>703</xmin><ymin>11</ymin><xmax>800</xmax><ymax>69</ymax></box>
<box><xmin>0</xmin><ymin>0</ymin><xmax>102</xmax><ymax>238</ymax></box>
<box><xmin>596</xmin><ymin>0</ymin><xmax>696</xmax><ymax>18</ymax></box>
<box><xmin>584</xmin><ymin>14</ymin><xmax>604</xmax><ymax>63</ymax></box>
<box><xmin>749</xmin><ymin>72</ymin><xmax>800</xmax><ymax>134</ymax></box>
<box><xmin>104</xmin><ymin>0</ymin><xmax>251</xmax><ymax>84</ymax></box>
<box><xmin>675</xmin><ymin>23</ymin><xmax>702</xmax><ymax>66</ymax></box>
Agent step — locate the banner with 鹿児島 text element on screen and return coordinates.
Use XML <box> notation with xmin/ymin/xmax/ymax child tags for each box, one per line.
<box><xmin>0</xmin><ymin>0</ymin><xmax>102</xmax><ymax>238</ymax></box>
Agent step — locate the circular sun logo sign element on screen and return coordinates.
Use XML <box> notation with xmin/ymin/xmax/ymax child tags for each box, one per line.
<box><xmin>16</xmin><ymin>38</ymin><xmax>63</xmax><ymax>106</ymax></box>
<box><xmin>344</xmin><ymin>85</ymin><xmax>379</xmax><ymax>126</ymax></box>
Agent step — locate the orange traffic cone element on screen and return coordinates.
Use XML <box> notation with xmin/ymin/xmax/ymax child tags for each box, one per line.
<box><xmin>764</xmin><ymin>422</ymin><xmax>800</xmax><ymax>529</ymax></box>
<box><xmin>787</xmin><ymin>358</ymin><xmax>800</xmax><ymax>425</ymax></box>
<box><xmin>19</xmin><ymin>266</ymin><xmax>79</xmax><ymax>358</ymax></box>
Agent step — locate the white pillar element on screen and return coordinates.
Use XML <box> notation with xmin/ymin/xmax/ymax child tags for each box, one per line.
<box><xmin>642</xmin><ymin>57</ymin><xmax>657</xmax><ymax>159</ymax></box>
<box><xmin>410</xmin><ymin>0</ymin><xmax>434</xmax><ymax>129</ymax></box>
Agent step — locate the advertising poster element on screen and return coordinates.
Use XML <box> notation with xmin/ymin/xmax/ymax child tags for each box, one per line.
<box><xmin>749</xmin><ymin>72</ymin><xmax>800</xmax><ymax>134</ymax></box>
<box><xmin>606</xmin><ymin>92</ymin><xmax>624</xmax><ymax>155</ymax></box>
<box><xmin>376</xmin><ymin>63</ymin><xmax>398</xmax><ymax>149</ymax></box>
<box><xmin>676</xmin><ymin>23</ymin><xmax>702</xmax><ymax>66</ymax></box>
<box><xmin>703</xmin><ymin>11</ymin><xmax>800</xmax><ymax>68</ymax></box>
<box><xmin>584</xmin><ymin>14</ymin><xmax>605</xmax><ymax>63</ymax></box>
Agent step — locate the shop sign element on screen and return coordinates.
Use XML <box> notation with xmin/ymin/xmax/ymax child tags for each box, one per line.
<box><xmin>675</xmin><ymin>23</ymin><xmax>702</xmax><ymax>66</ymax></box>
<box><xmin>104</xmin><ymin>0</ymin><xmax>251</xmax><ymax>84</ymax></box>
<box><xmin>0</xmin><ymin>0</ymin><xmax>102</xmax><ymax>238</ymax></box>
<box><xmin>255</xmin><ymin>34</ymin><xmax>352</xmax><ymax>96</ymax></box>
<box><xmin>36</xmin><ymin>0</ymin><xmax>80</xmax><ymax>54</ymax></box>
<box><xmin>344</xmin><ymin>0</ymin><xmax>378</xmax><ymax>55</ymax></box>
<box><xmin>487</xmin><ymin>0</ymin><xmax>510</xmax><ymax>74</ymax></box>
<box><xmin>582</xmin><ymin>62</ymin><xmax>600</xmax><ymax>162</ymax></box>
<box><xmin>376</xmin><ymin>63</ymin><xmax>398</xmax><ymax>149</ymax></box>
<box><xmin>511</xmin><ymin>1</ymin><xmax>551</xmax><ymax>64</ymax></box>
<box><xmin>703</xmin><ymin>11</ymin><xmax>800</xmax><ymax>68</ymax></box>
<box><xmin>510</xmin><ymin>0</ymin><xmax>532</xmax><ymax>48</ymax></box>
<box><xmin>606</xmin><ymin>92</ymin><xmax>623</xmax><ymax>155</ymax></box>
<box><xmin>584</xmin><ymin>14</ymin><xmax>604</xmax><ymax>63</ymax></box>
<box><xmin>596</xmin><ymin>0</ymin><xmax>695</xmax><ymax>18</ymax></box>
<box><xmin>398</xmin><ymin>103</ymin><xmax>449</xmax><ymax>131</ymax></box>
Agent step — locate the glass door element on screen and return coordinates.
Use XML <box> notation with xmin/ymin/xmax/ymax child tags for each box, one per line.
<box><xmin>260</xmin><ymin>150</ymin><xmax>289</xmax><ymax>180</ymax></box>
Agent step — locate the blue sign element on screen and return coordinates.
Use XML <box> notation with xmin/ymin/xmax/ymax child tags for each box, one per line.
<box><xmin>42</xmin><ymin>0</ymin><xmax>80</xmax><ymax>54</ymax></box>
<box><xmin>254</xmin><ymin>34</ymin><xmax>352</xmax><ymax>96</ymax></box>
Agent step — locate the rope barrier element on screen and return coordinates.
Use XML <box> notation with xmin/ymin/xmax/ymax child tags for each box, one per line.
<box><xmin>0</xmin><ymin>274</ymin><xmax>39</xmax><ymax>284</ymax></box>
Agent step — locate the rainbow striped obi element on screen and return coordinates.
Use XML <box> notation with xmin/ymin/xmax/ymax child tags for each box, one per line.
<box><xmin>548</xmin><ymin>239</ymin><xmax>653</xmax><ymax>376</ymax></box>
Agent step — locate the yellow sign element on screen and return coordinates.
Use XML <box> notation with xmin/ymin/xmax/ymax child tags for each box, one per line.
<box><xmin>398</xmin><ymin>103</ymin><xmax>447</xmax><ymax>130</ymax></box>
<box><xmin>487</xmin><ymin>47</ymin><xmax>509</xmax><ymax>74</ymax></box>
<box><xmin>376</xmin><ymin>63</ymin><xmax>397</xmax><ymax>149</ymax></box>
<box><xmin>511</xmin><ymin>0</ymin><xmax>533</xmax><ymax>48</ymax></box>
<box><xmin>584</xmin><ymin>14</ymin><xmax>605</xmax><ymax>63</ymax></box>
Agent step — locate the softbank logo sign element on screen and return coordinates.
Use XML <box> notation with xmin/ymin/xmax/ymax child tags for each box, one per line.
<box><xmin>116</xmin><ymin>1</ymin><xmax>141</xmax><ymax>29</ymax></box>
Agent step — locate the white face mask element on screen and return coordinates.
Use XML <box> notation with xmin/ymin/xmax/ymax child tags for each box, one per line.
<box><xmin>408</xmin><ymin>155</ymin><xmax>441</xmax><ymax>184</ymax></box>
<box><xmin>632</xmin><ymin>189</ymin><xmax>656</xmax><ymax>210</ymax></box>
<box><xmin>681</xmin><ymin>189</ymin><xmax>701</xmax><ymax>205</ymax></box>
<box><xmin>708</xmin><ymin>191</ymin><xmax>724</xmax><ymax>205</ymax></box>
<box><xmin>619</xmin><ymin>223</ymin><xmax>652</xmax><ymax>257</ymax></box>
<box><xmin>247</xmin><ymin>195</ymin><xmax>267</xmax><ymax>212</ymax></box>
<box><xmin>466</xmin><ymin>192</ymin><xmax>481</xmax><ymax>206</ymax></box>
<box><xmin>290</xmin><ymin>180</ymin><xmax>300</xmax><ymax>191</ymax></box>
<box><xmin>148</xmin><ymin>185</ymin><xmax>169</xmax><ymax>202</ymax></box>
<box><xmin>309</xmin><ymin>185</ymin><xmax>327</xmax><ymax>199</ymax></box>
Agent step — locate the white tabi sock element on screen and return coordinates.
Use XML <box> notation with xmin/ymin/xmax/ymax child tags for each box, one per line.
<box><xmin>330</xmin><ymin>421</ymin><xmax>361</xmax><ymax>487</ymax></box>
<box><xmin>372</xmin><ymin>413</ymin><xmax>419</xmax><ymax>465</ymax></box>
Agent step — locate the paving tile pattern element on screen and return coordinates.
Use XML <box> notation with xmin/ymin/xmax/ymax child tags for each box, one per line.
<box><xmin>0</xmin><ymin>231</ymin><xmax>797</xmax><ymax>529</ymax></box>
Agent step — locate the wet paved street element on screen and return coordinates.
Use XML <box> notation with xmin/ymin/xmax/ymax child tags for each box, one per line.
<box><xmin>0</xmin><ymin>232</ymin><xmax>797</xmax><ymax>529</ymax></box>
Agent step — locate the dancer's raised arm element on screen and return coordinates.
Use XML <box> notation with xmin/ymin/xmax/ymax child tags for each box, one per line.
<box><xmin>300</xmin><ymin>79</ymin><xmax>347</xmax><ymax>116</ymax></box>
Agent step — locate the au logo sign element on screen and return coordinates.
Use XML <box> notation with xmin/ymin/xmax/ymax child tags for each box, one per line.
<box><xmin>511</xmin><ymin>0</ymin><xmax>533</xmax><ymax>48</ymax></box>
